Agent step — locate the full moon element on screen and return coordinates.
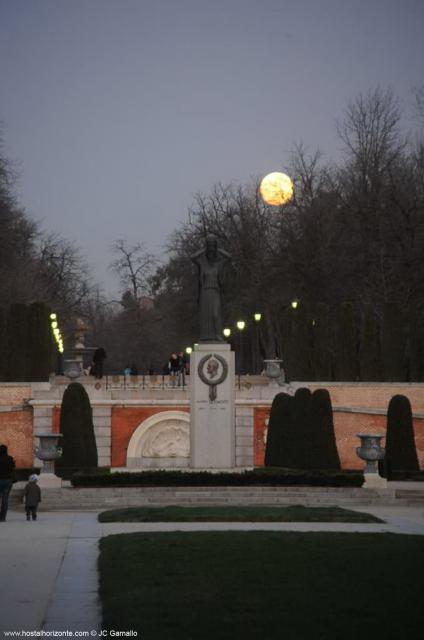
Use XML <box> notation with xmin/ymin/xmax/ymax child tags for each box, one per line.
<box><xmin>260</xmin><ymin>172</ymin><xmax>294</xmax><ymax>206</ymax></box>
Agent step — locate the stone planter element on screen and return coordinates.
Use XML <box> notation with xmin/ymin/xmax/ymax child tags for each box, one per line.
<box><xmin>34</xmin><ymin>433</ymin><xmax>63</xmax><ymax>487</ymax></box>
<box><xmin>356</xmin><ymin>433</ymin><xmax>387</xmax><ymax>489</ymax></box>
<box><xmin>63</xmin><ymin>359</ymin><xmax>82</xmax><ymax>379</ymax></box>
<box><xmin>263</xmin><ymin>359</ymin><xmax>285</xmax><ymax>385</ymax></box>
<box><xmin>356</xmin><ymin>433</ymin><xmax>385</xmax><ymax>473</ymax></box>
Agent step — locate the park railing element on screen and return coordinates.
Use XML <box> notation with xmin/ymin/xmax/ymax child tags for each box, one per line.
<box><xmin>105</xmin><ymin>373</ymin><xmax>188</xmax><ymax>391</ymax></box>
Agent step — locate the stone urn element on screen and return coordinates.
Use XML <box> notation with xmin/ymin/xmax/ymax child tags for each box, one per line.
<box><xmin>63</xmin><ymin>359</ymin><xmax>82</xmax><ymax>379</ymax></box>
<box><xmin>263</xmin><ymin>359</ymin><xmax>285</xmax><ymax>385</ymax></box>
<box><xmin>356</xmin><ymin>434</ymin><xmax>385</xmax><ymax>474</ymax></box>
<box><xmin>34</xmin><ymin>433</ymin><xmax>63</xmax><ymax>475</ymax></box>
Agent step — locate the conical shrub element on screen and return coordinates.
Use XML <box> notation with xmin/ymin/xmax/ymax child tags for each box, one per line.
<box><xmin>264</xmin><ymin>392</ymin><xmax>293</xmax><ymax>467</ymax></box>
<box><xmin>385</xmin><ymin>395</ymin><xmax>419</xmax><ymax>476</ymax></box>
<box><xmin>55</xmin><ymin>382</ymin><xmax>98</xmax><ymax>479</ymax></box>
<box><xmin>289</xmin><ymin>387</ymin><xmax>312</xmax><ymax>469</ymax></box>
<box><xmin>307</xmin><ymin>389</ymin><xmax>340</xmax><ymax>470</ymax></box>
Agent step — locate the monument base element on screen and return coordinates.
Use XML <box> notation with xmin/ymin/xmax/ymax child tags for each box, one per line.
<box><xmin>190</xmin><ymin>343</ymin><xmax>235</xmax><ymax>469</ymax></box>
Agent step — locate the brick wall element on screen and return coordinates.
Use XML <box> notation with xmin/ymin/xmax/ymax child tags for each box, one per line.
<box><xmin>0</xmin><ymin>384</ymin><xmax>33</xmax><ymax>467</ymax></box>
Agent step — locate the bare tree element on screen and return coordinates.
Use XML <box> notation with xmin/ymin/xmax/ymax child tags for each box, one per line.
<box><xmin>110</xmin><ymin>239</ymin><xmax>157</xmax><ymax>302</ymax></box>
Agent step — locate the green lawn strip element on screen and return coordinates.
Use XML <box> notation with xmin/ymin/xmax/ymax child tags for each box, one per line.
<box><xmin>98</xmin><ymin>504</ymin><xmax>383</xmax><ymax>523</ymax></box>
<box><xmin>99</xmin><ymin>531</ymin><xmax>424</xmax><ymax>639</ymax></box>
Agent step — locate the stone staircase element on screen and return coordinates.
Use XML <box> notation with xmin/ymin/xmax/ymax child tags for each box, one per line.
<box><xmin>10</xmin><ymin>484</ymin><xmax>424</xmax><ymax>510</ymax></box>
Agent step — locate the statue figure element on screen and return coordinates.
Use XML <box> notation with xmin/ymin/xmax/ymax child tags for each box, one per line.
<box><xmin>191</xmin><ymin>234</ymin><xmax>231</xmax><ymax>342</ymax></box>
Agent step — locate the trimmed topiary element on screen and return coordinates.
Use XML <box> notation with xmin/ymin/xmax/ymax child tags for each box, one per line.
<box><xmin>26</xmin><ymin>302</ymin><xmax>53</xmax><ymax>381</ymax></box>
<box><xmin>264</xmin><ymin>392</ymin><xmax>293</xmax><ymax>467</ymax></box>
<box><xmin>307</xmin><ymin>389</ymin><xmax>341</xmax><ymax>470</ymax></box>
<box><xmin>288</xmin><ymin>387</ymin><xmax>312</xmax><ymax>469</ymax></box>
<box><xmin>7</xmin><ymin>303</ymin><xmax>28</xmax><ymax>381</ymax></box>
<box><xmin>55</xmin><ymin>382</ymin><xmax>98</xmax><ymax>479</ymax></box>
<box><xmin>385</xmin><ymin>395</ymin><xmax>419</xmax><ymax>477</ymax></box>
<box><xmin>359</xmin><ymin>304</ymin><xmax>382</xmax><ymax>381</ymax></box>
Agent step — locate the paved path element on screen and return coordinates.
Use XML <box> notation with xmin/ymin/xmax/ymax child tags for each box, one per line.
<box><xmin>1</xmin><ymin>505</ymin><xmax>424</xmax><ymax>635</ymax></box>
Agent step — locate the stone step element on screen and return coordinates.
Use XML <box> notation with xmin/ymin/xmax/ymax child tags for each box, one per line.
<box><xmin>11</xmin><ymin>485</ymin><xmax>415</xmax><ymax>510</ymax></box>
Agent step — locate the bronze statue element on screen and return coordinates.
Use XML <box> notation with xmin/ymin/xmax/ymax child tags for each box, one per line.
<box><xmin>191</xmin><ymin>234</ymin><xmax>231</xmax><ymax>342</ymax></box>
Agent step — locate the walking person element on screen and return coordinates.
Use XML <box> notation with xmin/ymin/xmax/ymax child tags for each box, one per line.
<box><xmin>24</xmin><ymin>474</ymin><xmax>41</xmax><ymax>521</ymax></box>
<box><xmin>0</xmin><ymin>444</ymin><xmax>16</xmax><ymax>522</ymax></box>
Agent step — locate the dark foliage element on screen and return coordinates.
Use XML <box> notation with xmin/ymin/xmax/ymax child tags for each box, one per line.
<box><xmin>7</xmin><ymin>303</ymin><xmax>28</xmax><ymax>381</ymax></box>
<box><xmin>284</xmin><ymin>305</ymin><xmax>313</xmax><ymax>381</ymax></box>
<box><xmin>334</xmin><ymin>303</ymin><xmax>358</xmax><ymax>381</ymax></box>
<box><xmin>264</xmin><ymin>393</ymin><xmax>293</xmax><ymax>467</ymax></box>
<box><xmin>0</xmin><ymin>307</ymin><xmax>7</xmax><ymax>381</ymax></box>
<box><xmin>312</xmin><ymin>303</ymin><xmax>333</xmax><ymax>381</ymax></box>
<box><xmin>26</xmin><ymin>302</ymin><xmax>52</xmax><ymax>381</ymax></box>
<box><xmin>385</xmin><ymin>395</ymin><xmax>419</xmax><ymax>475</ymax></box>
<box><xmin>289</xmin><ymin>387</ymin><xmax>312</xmax><ymax>469</ymax></box>
<box><xmin>56</xmin><ymin>382</ymin><xmax>98</xmax><ymax>479</ymax></box>
<box><xmin>381</xmin><ymin>303</ymin><xmax>406</xmax><ymax>381</ymax></box>
<box><xmin>72</xmin><ymin>467</ymin><xmax>363</xmax><ymax>487</ymax></box>
<box><xmin>307</xmin><ymin>389</ymin><xmax>341</xmax><ymax>470</ymax></box>
<box><xmin>359</xmin><ymin>304</ymin><xmax>382</xmax><ymax>381</ymax></box>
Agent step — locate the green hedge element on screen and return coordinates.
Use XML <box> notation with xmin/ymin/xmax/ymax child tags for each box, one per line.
<box><xmin>71</xmin><ymin>468</ymin><xmax>363</xmax><ymax>488</ymax></box>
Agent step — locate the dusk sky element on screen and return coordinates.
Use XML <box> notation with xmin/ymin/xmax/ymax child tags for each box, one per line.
<box><xmin>1</xmin><ymin>0</ymin><xmax>423</xmax><ymax>294</ymax></box>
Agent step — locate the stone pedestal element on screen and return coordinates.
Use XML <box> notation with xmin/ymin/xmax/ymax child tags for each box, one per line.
<box><xmin>37</xmin><ymin>473</ymin><xmax>63</xmax><ymax>488</ymax></box>
<box><xmin>190</xmin><ymin>343</ymin><xmax>235</xmax><ymax>469</ymax></box>
<box><xmin>363</xmin><ymin>473</ymin><xmax>388</xmax><ymax>489</ymax></box>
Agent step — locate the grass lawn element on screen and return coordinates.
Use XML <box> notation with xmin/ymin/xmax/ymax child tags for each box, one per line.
<box><xmin>99</xmin><ymin>532</ymin><xmax>423</xmax><ymax>639</ymax></box>
<box><xmin>98</xmin><ymin>505</ymin><xmax>383</xmax><ymax>523</ymax></box>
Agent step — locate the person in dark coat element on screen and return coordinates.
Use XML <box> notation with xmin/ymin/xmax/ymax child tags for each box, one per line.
<box><xmin>0</xmin><ymin>444</ymin><xmax>16</xmax><ymax>522</ymax></box>
<box><xmin>91</xmin><ymin>347</ymin><xmax>107</xmax><ymax>379</ymax></box>
<box><xmin>24</xmin><ymin>474</ymin><xmax>41</xmax><ymax>521</ymax></box>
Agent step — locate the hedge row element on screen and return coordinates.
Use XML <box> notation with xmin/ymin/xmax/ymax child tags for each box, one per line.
<box><xmin>71</xmin><ymin>468</ymin><xmax>363</xmax><ymax>488</ymax></box>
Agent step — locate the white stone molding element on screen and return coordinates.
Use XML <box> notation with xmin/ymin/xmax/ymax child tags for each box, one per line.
<box><xmin>126</xmin><ymin>411</ymin><xmax>190</xmax><ymax>466</ymax></box>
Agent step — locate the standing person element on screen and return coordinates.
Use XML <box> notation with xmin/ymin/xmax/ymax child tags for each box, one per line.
<box><xmin>0</xmin><ymin>444</ymin><xmax>16</xmax><ymax>522</ymax></box>
<box><xmin>177</xmin><ymin>351</ymin><xmax>187</xmax><ymax>387</ymax></box>
<box><xmin>91</xmin><ymin>347</ymin><xmax>107</xmax><ymax>379</ymax></box>
<box><xmin>168</xmin><ymin>353</ymin><xmax>179</xmax><ymax>387</ymax></box>
<box><xmin>24</xmin><ymin>474</ymin><xmax>41</xmax><ymax>521</ymax></box>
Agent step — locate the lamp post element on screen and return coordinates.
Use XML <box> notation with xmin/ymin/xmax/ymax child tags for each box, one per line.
<box><xmin>236</xmin><ymin>320</ymin><xmax>245</xmax><ymax>385</ymax></box>
<box><xmin>253</xmin><ymin>313</ymin><xmax>262</xmax><ymax>374</ymax></box>
<box><xmin>223</xmin><ymin>327</ymin><xmax>231</xmax><ymax>339</ymax></box>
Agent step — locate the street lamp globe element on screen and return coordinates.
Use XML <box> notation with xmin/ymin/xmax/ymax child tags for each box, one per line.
<box><xmin>236</xmin><ymin>320</ymin><xmax>246</xmax><ymax>331</ymax></box>
<box><xmin>254</xmin><ymin>313</ymin><xmax>262</xmax><ymax>322</ymax></box>
<box><xmin>223</xmin><ymin>328</ymin><xmax>231</xmax><ymax>338</ymax></box>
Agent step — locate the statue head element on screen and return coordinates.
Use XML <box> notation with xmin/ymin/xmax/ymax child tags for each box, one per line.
<box><xmin>205</xmin><ymin>233</ymin><xmax>218</xmax><ymax>259</ymax></box>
